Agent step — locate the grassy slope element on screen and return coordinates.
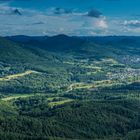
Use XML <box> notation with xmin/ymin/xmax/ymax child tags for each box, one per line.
<box><xmin>0</xmin><ymin>70</ymin><xmax>39</xmax><ymax>81</ymax></box>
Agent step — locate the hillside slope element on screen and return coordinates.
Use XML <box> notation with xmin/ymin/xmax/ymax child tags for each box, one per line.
<box><xmin>0</xmin><ymin>35</ymin><xmax>140</xmax><ymax>93</ymax></box>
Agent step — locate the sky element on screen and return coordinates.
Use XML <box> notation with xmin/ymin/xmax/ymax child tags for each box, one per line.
<box><xmin>0</xmin><ymin>0</ymin><xmax>140</xmax><ymax>36</ymax></box>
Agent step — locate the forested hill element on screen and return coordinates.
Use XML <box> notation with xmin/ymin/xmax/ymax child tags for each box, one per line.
<box><xmin>5</xmin><ymin>35</ymin><xmax>140</xmax><ymax>59</ymax></box>
<box><xmin>0</xmin><ymin>35</ymin><xmax>140</xmax><ymax>93</ymax></box>
<box><xmin>6</xmin><ymin>34</ymin><xmax>85</xmax><ymax>52</ymax></box>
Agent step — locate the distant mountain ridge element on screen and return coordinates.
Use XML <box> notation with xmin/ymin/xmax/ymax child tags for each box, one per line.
<box><xmin>6</xmin><ymin>34</ymin><xmax>86</xmax><ymax>52</ymax></box>
<box><xmin>5</xmin><ymin>35</ymin><xmax>140</xmax><ymax>54</ymax></box>
<box><xmin>6</xmin><ymin>34</ymin><xmax>140</xmax><ymax>44</ymax></box>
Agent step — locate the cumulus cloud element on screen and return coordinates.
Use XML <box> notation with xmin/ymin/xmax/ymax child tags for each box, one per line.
<box><xmin>120</xmin><ymin>20</ymin><xmax>140</xmax><ymax>35</ymax></box>
<box><xmin>0</xmin><ymin>3</ymin><xmax>139</xmax><ymax>36</ymax></box>
<box><xmin>123</xmin><ymin>20</ymin><xmax>140</xmax><ymax>28</ymax></box>
<box><xmin>13</xmin><ymin>9</ymin><xmax>22</xmax><ymax>15</ymax></box>
<box><xmin>96</xmin><ymin>18</ymin><xmax>108</xmax><ymax>28</ymax></box>
<box><xmin>0</xmin><ymin>3</ymin><xmax>109</xmax><ymax>36</ymax></box>
<box><xmin>45</xmin><ymin>7</ymin><xmax>74</xmax><ymax>15</ymax></box>
<box><xmin>87</xmin><ymin>9</ymin><xmax>102</xmax><ymax>18</ymax></box>
<box><xmin>0</xmin><ymin>4</ymin><xmax>22</xmax><ymax>15</ymax></box>
<box><xmin>0</xmin><ymin>0</ymin><xmax>140</xmax><ymax>36</ymax></box>
<box><xmin>53</xmin><ymin>7</ymin><xmax>72</xmax><ymax>15</ymax></box>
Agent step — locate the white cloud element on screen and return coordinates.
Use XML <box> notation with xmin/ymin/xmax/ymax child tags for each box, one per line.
<box><xmin>96</xmin><ymin>18</ymin><xmax>108</xmax><ymax>29</ymax></box>
<box><xmin>0</xmin><ymin>4</ymin><xmax>139</xmax><ymax>36</ymax></box>
<box><xmin>123</xmin><ymin>20</ymin><xmax>140</xmax><ymax>27</ymax></box>
<box><xmin>0</xmin><ymin>4</ymin><xmax>109</xmax><ymax>36</ymax></box>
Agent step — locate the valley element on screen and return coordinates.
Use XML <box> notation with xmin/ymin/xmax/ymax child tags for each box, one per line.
<box><xmin>0</xmin><ymin>35</ymin><xmax>140</xmax><ymax>140</ymax></box>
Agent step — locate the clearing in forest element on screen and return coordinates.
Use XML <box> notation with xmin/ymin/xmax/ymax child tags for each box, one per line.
<box><xmin>0</xmin><ymin>70</ymin><xmax>39</xmax><ymax>81</ymax></box>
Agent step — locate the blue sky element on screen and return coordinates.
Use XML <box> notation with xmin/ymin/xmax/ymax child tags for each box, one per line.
<box><xmin>0</xmin><ymin>0</ymin><xmax>140</xmax><ymax>36</ymax></box>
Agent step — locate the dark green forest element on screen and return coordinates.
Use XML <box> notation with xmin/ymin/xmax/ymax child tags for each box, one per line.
<box><xmin>0</xmin><ymin>35</ymin><xmax>140</xmax><ymax>140</ymax></box>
